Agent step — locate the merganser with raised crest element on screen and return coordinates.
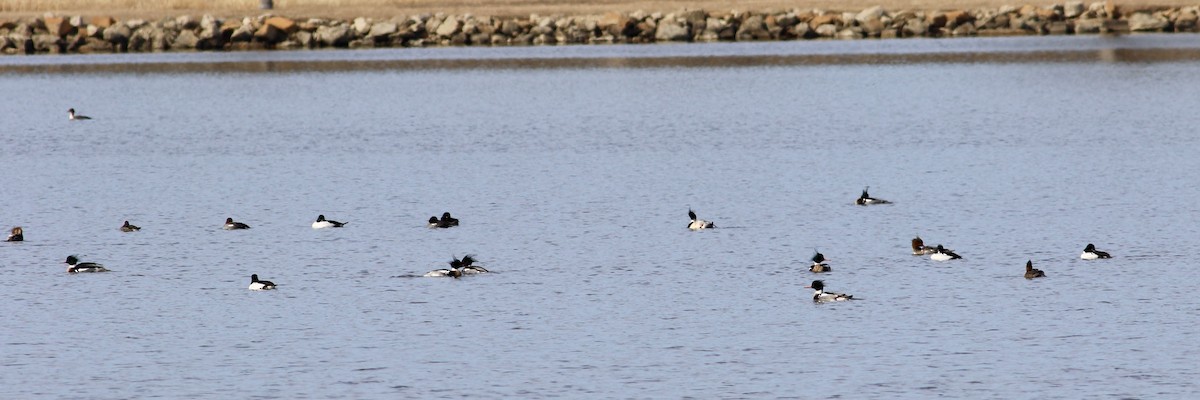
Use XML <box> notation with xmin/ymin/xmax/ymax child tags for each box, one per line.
<box><xmin>1024</xmin><ymin>260</ymin><xmax>1046</xmax><ymax>279</ymax></box>
<box><xmin>855</xmin><ymin>186</ymin><xmax>891</xmax><ymax>205</ymax></box>
<box><xmin>687</xmin><ymin>209</ymin><xmax>715</xmax><ymax>230</ymax></box>
<box><xmin>809</xmin><ymin>250</ymin><xmax>831</xmax><ymax>272</ymax></box>
<box><xmin>805</xmin><ymin>280</ymin><xmax>853</xmax><ymax>302</ymax></box>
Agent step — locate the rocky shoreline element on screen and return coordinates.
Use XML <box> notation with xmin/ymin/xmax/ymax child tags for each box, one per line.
<box><xmin>2</xmin><ymin>2</ymin><xmax>1198</xmax><ymax>55</ymax></box>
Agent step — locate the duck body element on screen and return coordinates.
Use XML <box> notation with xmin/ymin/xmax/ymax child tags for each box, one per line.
<box><xmin>809</xmin><ymin>250</ymin><xmax>831</xmax><ymax>272</ymax></box>
<box><xmin>68</xmin><ymin>108</ymin><xmax>91</xmax><ymax>120</ymax></box>
<box><xmin>120</xmin><ymin>221</ymin><xmax>141</xmax><ymax>232</ymax></box>
<box><xmin>460</xmin><ymin>255</ymin><xmax>489</xmax><ymax>274</ymax></box>
<box><xmin>6</xmin><ymin>227</ymin><xmax>22</xmax><ymax>242</ymax></box>
<box><xmin>65</xmin><ymin>255</ymin><xmax>108</xmax><ymax>273</ymax></box>
<box><xmin>224</xmin><ymin>217</ymin><xmax>251</xmax><ymax>230</ymax></box>
<box><xmin>687</xmin><ymin>209</ymin><xmax>715</xmax><ymax>230</ymax></box>
<box><xmin>911</xmin><ymin>236</ymin><xmax>938</xmax><ymax>255</ymax></box>
<box><xmin>312</xmin><ymin>214</ymin><xmax>347</xmax><ymax>229</ymax></box>
<box><xmin>1024</xmin><ymin>260</ymin><xmax>1046</xmax><ymax>279</ymax></box>
<box><xmin>855</xmin><ymin>186</ymin><xmax>891</xmax><ymax>205</ymax></box>
<box><xmin>249</xmin><ymin>274</ymin><xmax>276</xmax><ymax>290</ymax></box>
<box><xmin>428</xmin><ymin>212</ymin><xmax>458</xmax><ymax>228</ymax></box>
<box><xmin>930</xmin><ymin>245</ymin><xmax>962</xmax><ymax>261</ymax></box>
<box><xmin>805</xmin><ymin>280</ymin><xmax>853</xmax><ymax>302</ymax></box>
<box><xmin>425</xmin><ymin>257</ymin><xmax>465</xmax><ymax>278</ymax></box>
<box><xmin>1080</xmin><ymin>244</ymin><xmax>1111</xmax><ymax>260</ymax></box>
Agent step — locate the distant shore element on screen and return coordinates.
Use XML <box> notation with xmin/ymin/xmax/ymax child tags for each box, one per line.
<box><xmin>2</xmin><ymin>2</ymin><xmax>1198</xmax><ymax>55</ymax></box>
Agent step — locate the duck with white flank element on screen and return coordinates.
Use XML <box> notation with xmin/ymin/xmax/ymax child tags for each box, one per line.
<box><xmin>6</xmin><ymin>226</ymin><xmax>22</xmax><ymax>242</ymax></box>
<box><xmin>1024</xmin><ymin>260</ymin><xmax>1046</xmax><ymax>279</ymax></box>
<box><xmin>460</xmin><ymin>255</ymin><xmax>489</xmax><ymax>274</ymax></box>
<box><xmin>930</xmin><ymin>245</ymin><xmax>962</xmax><ymax>261</ymax></box>
<box><xmin>854</xmin><ymin>186</ymin><xmax>891</xmax><ymax>205</ymax></box>
<box><xmin>1081</xmin><ymin>243</ymin><xmax>1112</xmax><ymax>260</ymax></box>
<box><xmin>424</xmin><ymin>257</ymin><xmax>466</xmax><ymax>278</ymax></box>
<box><xmin>809</xmin><ymin>250</ymin><xmax>831</xmax><ymax>273</ymax></box>
<box><xmin>312</xmin><ymin>214</ymin><xmax>347</xmax><ymax>229</ymax></box>
<box><xmin>223</xmin><ymin>217</ymin><xmax>251</xmax><ymax>230</ymax></box>
<box><xmin>68</xmin><ymin>108</ymin><xmax>91</xmax><ymax>120</ymax></box>
<box><xmin>120</xmin><ymin>221</ymin><xmax>141</xmax><ymax>232</ymax></box>
<box><xmin>249</xmin><ymin>274</ymin><xmax>276</xmax><ymax>290</ymax></box>
<box><xmin>911</xmin><ymin>236</ymin><xmax>940</xmax><ymax>255</ymax></box>
<box><xmin>65</xmin><ymin>255</ymin><xmax>109</xmax><ymax>273</ymax></box>
<box><xmin>805</xmin><ymin>280</ymin><xmax>853</xmax><ymax>302</ymax></box>
<box><xmin>687</xmin><ymin>209</ymin><xmax>715</xmax><ymax>230</ymax></box>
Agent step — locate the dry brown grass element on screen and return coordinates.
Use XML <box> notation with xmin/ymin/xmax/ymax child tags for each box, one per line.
<box><xmin>2</xmin><ymin>0</ymin><xmax>1195</xmax><ymax>20</ymax></box>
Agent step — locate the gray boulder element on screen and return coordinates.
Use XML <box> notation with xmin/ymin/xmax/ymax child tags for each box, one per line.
<box><xmin>1128</xmin><ymin>12</ymin><xmax>1168</xmax><ymax>31</ymax></box>
<box><xmin>173</xmin><ymin>29</ymin><xmax>198</xmax><ymax>48</ymax></box>
<box><xmin>315</xmin><ymin>24</ymin><xmax>354</xmax><ymax>46</ymax></box>
<box><xmin>102</xmin><ymin>23</ymin><xmax>131</xmax><ymax>43</ymax></box>
<box><xmin>368</xmin><ymin>22</ymin><xmax>398</xmax><ymax>39</ymax></box>
<box><xmin>654</xmin><ymin>19</ymin><xmax>690</xmax><ymax>41</ymax></box>
<box><xmin>436</xmin><ymin>16</ymin><xmax>461</xmax><ymax>37</ymax></box>
<box><xmin>856</xmin><ymin>6</ymin><xmax>886</xmax><ymax>24</ymax></box>
<box><xmin>1064</xmin><ymin>2</ymin><xmax>1086</xmax><ymax>18</ymax></box>
<box><xmin>736</xmin><ymin>15</ymin><xmax>769</xmax><ymax>40</ymax></box>
<box><xmin>32</xmin><ymin>33</ymin><xmax>63</xmax><ymax>52</ymax></box>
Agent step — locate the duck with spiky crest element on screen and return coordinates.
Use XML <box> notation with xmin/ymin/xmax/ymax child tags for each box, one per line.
<box><xmin>1024</xmin><ymin>260</ymin><xmax>1046</xmax><ymax>279</ymax></box>
<box><xmin>687</xmin><ymin>209</ymin><xmax>715</xmax><ymax>230</ymax></box>
<box><xmin>805</xmin><ymin>280</ymin><xmax>853</xmax><ymax>302</ymax></box>
<box><xmin>855</xmin><ymin>186</ymin><xmax>891</xmax><ymax>205</ymax></box>
<box><xmin>809</xmin><ymin>249</ymin><xmax>831</xmax><ymax>272</ymax></box>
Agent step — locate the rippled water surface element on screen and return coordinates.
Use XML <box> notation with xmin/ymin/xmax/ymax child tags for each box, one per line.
<box><xmin>3</xmin><ymin>35</ymin><xmax>1200</xmax><ymax>398</ymax></box>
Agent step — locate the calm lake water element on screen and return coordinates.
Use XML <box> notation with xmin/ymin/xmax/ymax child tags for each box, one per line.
<box><xmin>3</xmin><ymin>35</ymin><xmax>1200</xmax><ymax>398</ymax></box>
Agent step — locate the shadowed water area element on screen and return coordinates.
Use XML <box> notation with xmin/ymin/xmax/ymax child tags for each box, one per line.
<box><xmin>2</xmin><ymin>34</ymin><xmax>1199</xmax><ymax>398</ymax></box>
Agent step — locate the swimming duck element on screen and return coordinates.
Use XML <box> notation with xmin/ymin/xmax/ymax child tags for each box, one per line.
<box><xmin>805</xmin><ymin>280</ymin><xmax>853</xmax><ymax>302</ymax></box>
<box><xmin>65</xmin><ymin>255</ymin><xmax>108</xmax><ymax>273</ymax></box>
<box><xmin>120</xmin><ymin>221</ymin><xmax>141</xmax><ymax>232</ymax></box>
<box><xmin>68</xmin><ymin>108</ymin><xmax>91</xmax><ymax>120</ymax></box>
<box><xmin>424</xmin><ymin>257</ymin><xmax>465</xmax><ymax>278</ymax></box>
<box><xmin>223</xmin><ymin>217</ymin><xmax>251</xmax><ymax>230</ymax></box>
<box><xmin>930</xmin><ymin>245</ymin><xmax>962</xmax><ymax>261</ymax></box>
<box><xmin>1081</xmin><ymin>243</ymin><xmax>1111</xmax><ymax>260</ymax></box>
<box><xmin>6</xmin><ymin>226</ymin><xmax>22</xmax><ymax>242</ymax></box>
<box><xmin>809</xmin><ymin>250</ymin><xmax>831</xmax><ymax>272</ymax></box>
<box><xmin>854</xmin><ymin>186</ymin><xmax>891</xmax><ymax>205</ymax></box>
<box><xmin>249</xmin><ymin>274</ymin><xmax>276</xmax><ymax>290</ymax></box>
<box><xmin>428</xmin><ymin>212</ymin><xmax>458</xmax><ymax>228</ymax></box>
<box><xmin>1024</xmin><ymin>260</ymin><xmax>1046</xmax><ymax>279</ymax></box>
<box><xmin>460</xmin><ymin>255</ymin><xmax>489</xmax><ymax>274</ymax></box>
<box><xmin>312</xmin><ymin>214</ymin><xmax>347</xmax><ymax>229</ymax></box>
<box><xmin>687</xmin><ymin>209</ymin><xmax>715</xmax><ymax>230</ymax></box>
<box><xmin>911</xmin><ymin>236</ymin><xmax>939</xmax><ymax>255</ymax></box>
